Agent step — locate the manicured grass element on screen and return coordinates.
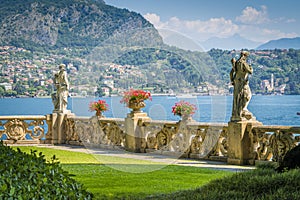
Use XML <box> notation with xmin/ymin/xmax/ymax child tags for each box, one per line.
<box><xmin>63</xmin><ymin>164</ymin><xmax>230</xmax><ymax>199</ymax></box>
<box><xmin>13</xmin><ymin>146</ymin><xmax>99</xmax><ymax>164</ymax></box>
<box><xmin>15</xmin><ymin>146</ymin><xmax>233</xmax><ymax>199</ymax></box>
<box><xmin>147</xmin><ymin>164</ymin><xmax>300</xmax><ymax>200</ymax></box>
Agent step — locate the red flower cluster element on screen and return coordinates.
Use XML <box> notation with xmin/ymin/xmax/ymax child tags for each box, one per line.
<box><xmin>89</xmin><ymin>100</ymin><xmax>109</xmax><ymax>113</ymax></box>
<box><xmin>120</xmin><ymin>89</ymin><xmax>152</xmax><ymax>106</ymax></box>
<box><xmin>172</xmin><ymin>100</ymin><xmax>196</xmax><ymax>116</ymax></box>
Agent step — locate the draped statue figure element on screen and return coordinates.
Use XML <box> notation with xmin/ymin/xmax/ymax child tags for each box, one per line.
<box><xmin>230</xmin><ymin>51</ymin><xmax>254</xmax><ymax>121</ymax></box>
<box><xmin>52</xmin><ymin>64</ymin><xmax>69</xmax><ymax>112</ymax></box>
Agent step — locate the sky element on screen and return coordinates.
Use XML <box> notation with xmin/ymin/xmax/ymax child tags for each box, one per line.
<box><xmin>104</xmin><ymin>0</ymin><xmax>300</xmax><ymax>49</ymax></box>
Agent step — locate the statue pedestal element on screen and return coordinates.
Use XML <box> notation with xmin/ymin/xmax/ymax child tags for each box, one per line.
<box><xmin>227</xmin><ymin>120</ymin><xmax>262</xmax><ymax>165</ymax></box>
<box><xmin>125</xmin><ymin>112</ymin><xmax>150</xmax><ymax>153</ymax></box>
<box><xmin>51</xmin><ymin>110</ymin><xmax>74</xmax><ymax>144</ymax></box>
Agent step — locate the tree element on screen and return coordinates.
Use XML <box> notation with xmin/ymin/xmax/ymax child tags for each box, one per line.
<box><xmin>4</xmin><ymin>90</ymin><xmax>17</xmax><ymax>97</ymax></box>
<box><xmin>0</xmin><ymin>86</ymin><xmax>5</xmax><ymax>97</ymax></box>
<box><xmin>14</xmin><ymin>82</ymin><xmax>26</xmax><ymax>95</ymax></box>
<box><xmin>95</xmin><ymin>86</ymin><xmax>105</xmax><ymax>97</ymax></box>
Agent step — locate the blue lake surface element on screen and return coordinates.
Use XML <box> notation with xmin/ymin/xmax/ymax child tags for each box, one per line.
<box><xmin>0</xmin><ymin>95</ymin><xmax>299</xmax><ymax>126</ymax></box>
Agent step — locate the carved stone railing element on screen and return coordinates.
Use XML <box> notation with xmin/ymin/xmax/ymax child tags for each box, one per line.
<box><xmin>0</xmin><ymin>115</ymin><xmax>51</xmax><ymax>144</ymax></box>
<box><xmin>64</xmin><ymin>116</ymin><xmax>228</xmax><ymax>161</ymax></box>
<box><xmin>2</xmin><ymin>113</ymin><xmax>299</xmax><ymax>165</ymax></box>
<box><xmin>250</xmin><ymin>125</ymin><xmax>300</xmax><ymax>164</ymax></box>
<box><xmin>142</xmin><ymin>120</ymin><xmax>227</xmax><ymax>160</ymax></box>
<box><xmin>65</xmin><ymin>116</ymin><xmax>125</xmax><ymax>149</ymax></box>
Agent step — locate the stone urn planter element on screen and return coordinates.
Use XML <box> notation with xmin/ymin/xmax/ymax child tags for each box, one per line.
<box><xmin>128</xmin><ymin>100</ymin><xmax>146</xmax><ymax>112</ymax></box>
<box><xmin>180</xmin><ymin>114</ymin><xmax>193</xmax><ymax>122</ymax></box>
<box><xmin>120</xmin><ymin>89</ymin><xmax>151</xmax><ymax>114</ymax></box>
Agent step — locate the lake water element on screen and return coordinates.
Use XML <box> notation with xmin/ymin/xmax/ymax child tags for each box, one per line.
<box><xmin>0</xmin><ymin>95</ymin><xmax>299</xmax><ymax>126</ymax></box>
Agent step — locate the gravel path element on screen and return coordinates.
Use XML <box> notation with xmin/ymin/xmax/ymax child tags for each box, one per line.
<box><xmin>37</xmin><ymin>144</ymin><xmax>255</xmax><ymax>172</ymax></box>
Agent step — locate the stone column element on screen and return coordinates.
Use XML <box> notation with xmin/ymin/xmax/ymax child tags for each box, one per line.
<box><xmin>51</xmin><ymin>110</ymin><xmax>74</xmax><ymax>144</ymax></box>
<box><xmin>227</xmin><ymin>120</ymin><xmax>262</xmax><ymax>165</ymax></box>
<box><xmin>43</xmin><ymin>114</ymin><xmax>53</xmax><ymax>144</ymax></box>
<box><xmin>125</xmin><ymin>112</ymin><xmax>150</xmax><ymax>152</ymax></box>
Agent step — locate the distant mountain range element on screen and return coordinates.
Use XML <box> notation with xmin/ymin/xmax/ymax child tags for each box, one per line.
<box><xmin>256</xmin><ymin>37</ymin><xmax>300</xmax><ymax>50</ymax></box>
<box><xmin>156</xmin><ymin>29</ymin><xmax>300</xmax><ymax>51</ymax></box>
<box><xmin>201</xmin><ymin>34</ymin><xmax>261</xmax><ymax>51</ymax></box>
<box><xmin>199</xmin><ymin>35</ymin><xmax>300</xmax><ymax>51</ymax></box>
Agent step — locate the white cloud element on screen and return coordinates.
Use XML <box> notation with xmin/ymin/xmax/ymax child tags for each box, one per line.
<box><xmin>144</xmin><ymin>13</ymin><xmax>238</xmax><ymax>41</ymax></box>
<box><xmin>144</xmin><ymin>13</ymin><xmax>164</xmax><ymax>28</ymax></box>
<box><xmin>285</xmin><ymin>18</ymin><xmax>296</xmax><ymax>23</ymax></box>
<box><xmin>236</xmin><ymin>6</ymin><xmax>269</xmax><ymax>25</ymax></box>
<box><xmin>199</xmin><ymin>18</ymin><xmax>239</xmax><ymax>36</ymax></box>
<box><xmin>274</xmin><ymin>17</ymin><xmax>296</xmax><ymax>24</ymax></box>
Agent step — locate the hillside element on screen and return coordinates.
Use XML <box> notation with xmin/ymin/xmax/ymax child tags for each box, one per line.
<box><xmin>0</xmin><ymin>0</ymin><xmax>224</xmax><ymax>96</ymax></box>
<box><xmin>0</xmin><ymin>0</ymin><xmax>163</xmax><ymax>54</ymax></box>
<box><xmin>0</xmin><ymin>0</ymin><xmax>300</xmax><ymax>96</ymax></box>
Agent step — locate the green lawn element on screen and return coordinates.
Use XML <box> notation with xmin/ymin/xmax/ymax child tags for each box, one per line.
<box><xmin>15</xmin><ymin>146</ymin><xmax>233</xmax><ymax>199</ymax></box>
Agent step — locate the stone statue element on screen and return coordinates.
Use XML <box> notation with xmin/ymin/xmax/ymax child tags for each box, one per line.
<box><xmin>230</xmin><ymin>51</ymin><xmax>254</xmax><ymax>121</ymax></box>
<box><xmin>52</xmin><ymin>64</ymin><xmax>69</xmax><ymax>112</ymax></box>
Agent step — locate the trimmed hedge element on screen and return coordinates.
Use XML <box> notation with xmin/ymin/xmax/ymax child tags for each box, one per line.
<box><xmin>0</xmin><ymin>142</ymin><xmax>92</xmax><ymax>199</ymax></box>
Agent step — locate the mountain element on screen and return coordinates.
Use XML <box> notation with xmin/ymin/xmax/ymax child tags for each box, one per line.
<box><xmin>201</xmin><ymin>34</ymin><xmax>261</xmax><ymax>51</ymax></box>
<box><xmin>256</xmin><ymin>37</ymin><xmax>300</xmax><ymax>50</ymax></box>
<box><xmin>0</xmin><ymin>0</ymin><xmax>163</xmax><ymax>54</ymax></box>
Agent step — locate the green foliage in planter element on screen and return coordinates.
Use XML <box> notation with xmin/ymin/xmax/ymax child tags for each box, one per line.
<box><xmin>0</xmin><ymin>142</ymin><xmax>92</xmax><ymax>199</ymax></box>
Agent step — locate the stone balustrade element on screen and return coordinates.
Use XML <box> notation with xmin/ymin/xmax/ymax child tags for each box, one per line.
<box><xmin>142</xmin><ymin>120</ymin><xmax>228</xmax><ymax>160</ymax></box>
<box><xmin>250</xmin><ymin>125</ymin><xmax>300</xmax><ymax>164</ymax></box>
<box><xmin>0</xmin><ymin>115</ymin><xmax>51</xmax><ymax>144</ymax></box>
<box><xmin>65</xmin><ymin>116</ymin><xmax>125</xmax><ymax>148</ymax></box>
<box><xmin>1</xmin><ymin>113</ymin><xmax>299</xmax><ymax>166</ymax></box>
<box><xmin>63</xmin><ymin>115</ymin><xmax>228</xmax><ymax>161</ymax></box>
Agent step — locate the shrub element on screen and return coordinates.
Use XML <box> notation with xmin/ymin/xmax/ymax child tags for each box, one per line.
<box><xmin>0</xmin><ymin>142</ymin><xmax>92</xmax><ymax>199</ymax></box>
<box><xmin>276</xmin><ymin>145</ymin><xmax>300</xmax><ymax>172</ymax></box>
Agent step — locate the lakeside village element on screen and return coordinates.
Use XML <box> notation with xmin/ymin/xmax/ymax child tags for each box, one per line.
<box><xmin>0</xmin><ymin>45</ymin><xmax>286</xmax><ymax>98</ymax></box>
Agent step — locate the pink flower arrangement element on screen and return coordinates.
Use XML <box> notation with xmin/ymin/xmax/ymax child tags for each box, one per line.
<box><xmin>172</xmin><ymin>100</ymin><xmax>197</xmax><ymax>116</ymax></box>
<box><xmin>89</xmin><ymin>99</ymin><xmax>109</xmax><ymax>114</ymax></box>
<box><xmin>120</xmin><ymin>89</ymin><xmax>152</xmax><ymax>106</ymax></box>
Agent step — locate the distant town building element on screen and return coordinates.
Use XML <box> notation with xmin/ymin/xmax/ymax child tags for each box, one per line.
<box><xmin>275</xmin><ymin>84</ymin><xmax>286</xmax><ymax>94</ymax></box>
<box><xmin>101</xmin><ymin>87</ymin><xmax>110</xmax><ymax>96</ymax></box>
<box><xmin>103</xmin><ymin>79</ymin><xmax>114</xmax><ymax>89</ymax></box>
<box><xmin>261</xmin><ymin>74</ymin><xmax>274</xmax><ymax>93</ymax></box>
<box><xmin>0</xmin><ymin>82</ymin><xmax>12</xmax><ymax>91</ymax></box>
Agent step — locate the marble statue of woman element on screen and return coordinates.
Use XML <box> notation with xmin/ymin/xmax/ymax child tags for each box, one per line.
<box><xmin>52</xmin><ymin>64</ymin><xmax>69</xmax><ymax>112</ymax></box>
<box><xmin>230</xmin><ymin>51</ymin><xmax>254</xmax><ymax>121</ymax></box>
